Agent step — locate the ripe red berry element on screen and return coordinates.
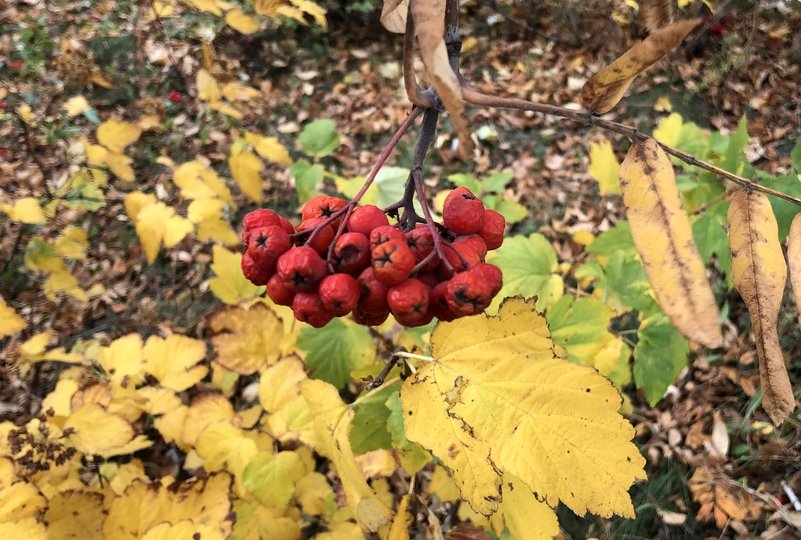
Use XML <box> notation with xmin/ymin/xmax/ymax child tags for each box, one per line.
<box><xmin>277</xmin><ymin>246</ymin><xmax>328</xmax><ymax>292</ymax></box>
<box><xmin>352</xmin><ymin>306</ymin><xmax>390</xmax><ymax>326</ymax></box>
<box><xmin>319</xmin><ymin>273</ymin><xmax>361</xmax><ymax>316</ymax></box>
<box><xmin>246</xmin><ymin>225</ymin><xmax>291</xmax><ymax>270</ymax></box>
<box><xmin>439</xmin><ymin>241</ymin><xmax>483</xmax><ymax>279</ymax></box>
<box><xmin>371</xmin><ymin>239</ymin><xmax>416</xmax><ymax>286</ymax></box>
<box><xmin>416</xmin><ymin>271</ymin><xmax>439</xmax><ymax>289</ymax></box>
<box><xmin>241</xmin><ymin>252</ymin><xmax>272</xmax><ymax>286</ymax></box>
<box><xmin>406</xmin><ymin>225</ymin><xmax>437</xmax><ymax>270</ymax></box>
<box><xmin>369</xmin><ymin>225</ymin><xmax>406</xmax><ymax>250</ymax></box>
<box><xmin>332</xmin><ymin>232</ymin><xmax>371</xmax><ymax>274</ymax></box>
<box><xmin>446</xmin><ymin>269</ymin><xmax>495</xmax><ymax>316</ymax></box>
<box><xmin>471</xmin><ymin>263</ymin><xmax>503</xmax><ymax>296</ymax></box>
<box><xmin>357</xmin><ymin>268</ymin><xmax>389</xmax><ymax>314</ymax></box>
<box><xmin>454</xmin><ymin>235</ymin><xmax>488</xmax><ymax>259</ymax></box>
<box><xmin>387</xmin><ymin>279</ymin><xmax>430</xmax><ymax>327</ymax></box>
<box><xmin>297</xmin><ymin>218</ymin><xmax>335</xmax><ymax>255</ymax></box>
<box><xmin>443</xmin><ymin>187</ymin><xmax>485</xmax><ymax>234</ymax></box>
<box><xmin>302</xmin><ymin>195</ymin><xmax>347</xmax><ymax>224</ymax></box>
<box><xmin>347</xmin><ymin>205</ymin><xmax>389</xmax><ymax>236</ymax></box>
<box><xmin>242</xmin><ymin>209</ymin><xmax>283</xmax><ymax>243</ymax></box>
<box><xmin>266</xmin><ymin>274</ymin><xmax>295</xmax><ymax>306</ymax></box>
<box><xmin>430</xmin><ymin>281</ymin><xmax>457</xmax><ymax>322</ymax></box>
<box><xmin>478</xmin><ymin>209</ymin><xmax>505</xmax><ymax>250</ymax></box>
<box><xmin>292</xmin><ymin>292</ymin><xmax>334</xmax><ymax>328</ymax></box>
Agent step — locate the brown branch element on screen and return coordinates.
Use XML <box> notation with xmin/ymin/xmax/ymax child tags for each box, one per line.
<box><xmin>461</xmin><ymin>85</ymin><xmax>801</xmax><ymax>208</ymax></box>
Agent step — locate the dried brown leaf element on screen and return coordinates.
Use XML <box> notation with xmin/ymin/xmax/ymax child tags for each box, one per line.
<box><xmin>787</xmin><ymin>213</ymin><xmax>801</xmax><ymax>330</ymax></box>
<box><xmin>381</xmin><ymin>0</ymin><xmax>408</xmax><ymax>33</ymax></box>
<box><xmin>639</xmin><ymin>0</ymin><xmax>675</xmax><ymax>33</ymax></box>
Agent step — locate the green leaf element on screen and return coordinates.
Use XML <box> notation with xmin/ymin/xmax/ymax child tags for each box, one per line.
<box><xmin>586</xmin><ymin>221</ymin><xmax>635</xmax><ymax>257</ymax></box>
<box><xmin>488</xmin><ymin>198</ymin><xmax>528</xmax><ymax>224</ymax></box>
<box><xmin>482</xmin><ymin>171</ymin><xmax>513</xmax><ymax>193</ymax></box>
<box><xmin>547</xmin><ymin>296</ymin><xmax>613</xmax><ymax>365</ymax></box>
<box><xmin>791</xmin><ymin>138</ymin><xmax>801</xmax><ymax>172</ymax></box>
<box><xmin>487</xmin><ymin>233</ymin><xmax>564</xmax><ymax>312</ymax></box>
<box><xmin>604</xmin><ymin>252</ymin><xmax>655</xmax><ymax>313</ymax></box>
<box><xmin>297</xmin><ymin>318</ymin><xmax>376</xmax><ymax>388</ymax></box>
<box><xmin>351</xmin><ymin>382</ymin><xmax>400</xmax><ymax>454</ymax></box>
<box><xmin>335</xmin><ymin>166</ymin><xmax>417</xmax><ymax>212</ymax></box>
<box><xmin>289</xmin><ymin>160</ymin><xmax>324</xmax><ymax>203</ymax></box>
<box><xmin>448</xmin><ymin>173</ymin><xmax>481</xmax><ymax>195</ymax></box>
<box><xmin>762</xmin><ymin>172</ymin><xmax>801</xmax><ymax>241</ymax></box>
<box><xmin>722</xmin><ymin>116</ymin><xmax>749</xmax><ymax>176</ymax></box>
<box><xmin>385</xmin><ymin>392</ymin><xmax>431</xmax><ymax>475</ymax></box>
<box><xmin>633</xmin><ymin>315</ymin><xmax>689</xmax><ymax>405</ymax></box>
<box><xmin>299</xmin><ymin>119</ymin><xmax>340</xmax><ymax>158</ymax></box>
<box><xmin>242</xmin><ymin>451</ymin><xmax>305</xmax><ymax>509</ymax></box>
<box><xmin>692</xmin><ymin>209</ymin><xmax>731</xmax><ymax>279</ymax></box>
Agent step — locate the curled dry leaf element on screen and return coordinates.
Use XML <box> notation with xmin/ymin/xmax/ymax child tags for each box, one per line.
<box><xmin>787</xmin><ymin>214</ymin><xmax>801</xmax><ymax>329</ymax></box>
<box><xmin>581</xmin><ymin>19</ymin><xmax>700</xmax><ymax>114</ymax></box>
<box><xmin>381</xmin><ymin>0</ymin><xmax>408</xmax><ymax>33</ymax></box>
<box><xmin>619</xmin><ymin>139</ymin><xmax>723</xmax><ymax>349</ymax></box>
<box><xmin>728</xmin><ymin>189</ymin><xmax>795</xmax><ymax>425</ymax></box>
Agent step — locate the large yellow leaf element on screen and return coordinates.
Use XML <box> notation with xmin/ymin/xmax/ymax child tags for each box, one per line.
<box><xmin>43</xmin><ymin>268</ymin><xmax>87</xmax><ymax>302</ymax></box>
<box><xmin>245</xmin><ymin>133</ymin><xmax>292</xmax><ymax>165</ymax></box>
<box><xmin>172</xmin><ymin>161</ymin><xmax>233</xmax><ymax>204</ymax></box>
<box><xmin>105</xmin><ymin>151</ymin><xmax>135</xmax><ymax>182</ymax></box>
<box><xmin>64</xmin><ymin>404</ymin><xmax>151</xmax><ymax>457</ymax></box>
<box><xmin>98</xmin><ymin>333</ymin><xmax>145</xmax><ymax>386</ymax></box>
<box><xmin>188</xmin><ymin>199</ymin><xmax>240</xmax><ymax>246</ymax></box>
<box><xmin>401</xmin><ymin>298</ymin><xmax>646</xmax><ymax>519</ymax></box>
<box><xmin>195</xmin><ymin>422</ymin><xmax>258</xmax><ymax>480</ymax></box>
<box><xmin>0</xmin><ymin>297</ymin><xmax>26</xmax><ymax>338</ymax></box>
<box><xmin>587</xmin><ymin>139</ymin><xmax>620</xmax><ymax>195</ymax></box>
<box><xmin>142</xmin><ymin>522</ymin><xmax>225</xmax><ymax>540</ymax></box>
<box><xmin>197</xmin><ymin>69</ymin><xmax>222</xmax><ymax>102</ymax></box>
<box><xmin>0</xmin><ymin>197</ymin><xmax>46</xmax><ymax>224</ymax></box>
<box><xmin>52</xmin><ymin>226</ymin><xmax>89</xmax><ymax>260</ymax></box>
<box><xmin>619</xmin><ymin>139</ymin><xmax>722</xmax><ymax>348</ymax></box>
<box><xmin>225</xmin><ymin>8</ymin><xmax>260</xmax><ymax>34</ymax></box>
<box><xmin>728</xmin><ymin>189</ymin><xmax>794</xmax><ymax>425</ymax></box>
<box><xmin>501</xmin><ymin>472</ymin><xmax>560</xmax><ymax>540</ymax></box>
<box><xmin>208</xmin><ymin>245</ymin><xmax>264</xmax><ymax>305</ymax></box>
<box><xmin>143</xmin><ymin>334</ymin><xmax>208</xmax><ymax>391</ymax></box>
<box><xmin>581</xmin><ymin>19</ymin><xmax>700</xmax><ymax>114</ymax></box>
<box><xmin>182</xmin><ymin>0</ymin><xmax>223</xmax><ymax>16</ymax></box>
<box><xmin>230</xmin><ymin>500</ymin><xmax>301</xmax><ymax>540</ymax></box>
<box><xmin>258</xmin><ymin>356</ymin><xmax>308</xmax><ymax>413</ymax></box>
<box><xmin>209</xmin><ymin>303</ymin><xmax>284</xmax><ymax>375</ymax></box>
<box><xmin>44</xmin><ymin>491</ymin><xmax>104</xmax><ymax>540</ymax></box>
<box><xmin>229</xmin><ymin>149</ymin><xmax>264</xmax><ymax>203</ymax></box>
<box><xmin>97</xmin><ymin>118</ymin><xmax>142</xmax><ymax>153</ymax></box>
<box><xmin>788</xmin><ymin>214</ymin><xmax>801</xmax><ymax>330</ymax></box>
<box><xmin>301</xmin><ymin>379</ymin><xmax>392</xmax><ymax>532</ymax></box>
<box><xmin>156</xmin><ymin>393</ymin><xmax>234</xmax><ymax>449</ymax></box>
<box><xmin>126</xmin><ymin>197</ymin><xmax>193</xmax><ymax>263</ymax></box>
<box><xmin>0</xmin><ymin>481</ymin><xmax>46</xmax><ymax>522</ymax></box>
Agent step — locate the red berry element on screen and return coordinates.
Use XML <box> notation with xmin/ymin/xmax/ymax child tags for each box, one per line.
<box><xmin>430</xmin><ymin>281</ymin><xmax>457</xmax><ymax>322</ymax></box>
<box><xmin>242</xmin><ymin>209</ymin><xmax>283</xmax><ymax>243</ymax></box>
<box><xmin>387</xmin><ymin>279</ymin><xmax>430</xmax><ymax>326</ymax></box>
<box><xmin>471</xmin><ymin>263</ymin><xmax>503</xmax><ymax>296</ymax></box>
<box><xmin>478</xmin><ymin>209</ymin><xmax>505</xmax><ymax>250</ymax></box>
<box><xmin>167</xmin><ymin>91</ymin><xmax>182</xmax><ymax>103</ymax></box>
<box><xmin>266</xmin><ymin>274</ymin><xmax>295</xmax><ymax>306</ymax></box>
<box><xmin>292</xmin><ymin>292</ymin><xmax>334</xmax><ymax>328</ymax></box>
<box><xmin>416</xmin><ymin>271</ymin><xmax>439</xmax><ymax>289</ymax></box>
<box><xmin>302</xmin><ymin>195</ymin><xmax>347</xmax><ymax>224</ymax></box>
<box><xmin>406</xmin><ymin>225</ymin><xmax>437</xmax><ymax>270</ymax></box>
<box><xmin>347</xmin><ymin>205</ymin><xmax>389</xmax><ymax>236</ymax></box>
<box><xmin>439</xmin><ymin>241</ymin><xmax>482</xmax><ymax>279</ymax></box>
<box><xmin>443</xmin><ymin>187</ymin><xmax>485</xmax><ymax>234</ymax></box>
<box><xmin>370</xmin><ymin>225</ymin><xmax>406</xmax><ymax>250</ymax></box>
<box><xmin>297</xmin><ymin>218</ymin><xmax>335</xmax><ymax>255</ymax></box>
<box><xmin>357</xmin><ymin>268</ymin><xmax>389</xmax><ymax>314</ymax></box>
<box><xmin>352</xmin><ymin>306</ymin><xmax>389</xmax><ymax>326</ymax></box>
<box><xmin>277</xmin><ymin>246</ymin><xmax>328</xmax><ymax>292</ymax></box>
<box><xmin>455</xmin><ymin>235</ymin><xmax>488</xmax><ymax>259</ymax></box>
<box><xmin>247</xmin><ymin>226</ymin><xmax>291</xmax><ymax>270</ymax></box>
<box><xmin>446</xmin><ymin>270</ymin><xmax>495</xmax><ymax>316</ymax></box>
<box><xmin>241</xmin><ymin>252</ymin><xmax>272</xmax><ymax>285</ymax></box>
<box><xmin>277</xmin><ymin>216</ymin><xmax>295</xmax><ymax>236</ymax></box>
<box><xmin>371</xmin><ymin>239</ymin><xmax>415</xmax><ymax>286</ymax></box>
<box><xmin>332</xmin><ymin>232</ymin><xmax>371</xmax><ymax>274</ymax></box>
<box><xmin>319</xmin><ymin>273</ymin><xmax>361</xmax><ymax>316</ymax></box>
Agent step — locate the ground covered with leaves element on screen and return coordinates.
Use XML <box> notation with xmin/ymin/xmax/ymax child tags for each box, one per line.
<box><xmin>1</xmin><ymin>0</ymin><xmax>801</xmax><ymax>538</ymax></box>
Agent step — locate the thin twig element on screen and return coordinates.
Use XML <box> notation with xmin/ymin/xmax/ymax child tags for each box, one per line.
<box><xmin>364</xmin><ymin>354</ymin><xmax>400</xmax><ymax>391</ymax></box>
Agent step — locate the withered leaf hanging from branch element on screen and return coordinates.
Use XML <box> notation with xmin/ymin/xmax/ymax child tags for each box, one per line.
<box><xmin>581</xmin><ymin>19</ymin><xmax>700</xmax><ymax>114</ymax></box>
<box><xmin>619</xmin><ymin>139</ymin><xmax>723</xmax><ymax>349</ymax></box>
<box><xmin>788</xmin><ymin>214</ymin><xmax>801</xmax><ymax>330</ymax></box>
<box><xmin>639</xmin><ymin>0</ymin><xmax>676</xmax><ymax>33</ymax></box>
<box><xmin>728</xmin><ymin>189</ymin><xmax>795</xmax><ymax>425</ymax></box>
<box><xmin>411</xmin><ymin>0</ymin><xmax>474</xmax><ymax>158</ymax></box>
<box><xmin>381</xmin><ymin>0</ymin><xmax>408</xmax><ymax>33</ymax></box>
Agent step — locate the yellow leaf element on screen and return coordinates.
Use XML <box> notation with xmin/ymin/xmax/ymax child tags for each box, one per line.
<box><xmin>294</xmin><ymin>472</ymin><xmax>334</xmax><ymax>516</ymax></box>
<box><xmin>587</xmin><ymin>139</ymin><xmax>620</xmax><ymax>195</ymax></box>
<box><xmin>196</xmin><ymin>422</ymin><xmax>258</xmax><ymax>480</ymax></box>
<box><xmin>209</xmin><ymin>303</ymin><xmax>284</xmax><ymax>375</ymax></box>
<box><xmin>225</xmin><ymin>8</ymin><xmax>261</xmax><ymax>34</ymax></box>
<box><xmin>97</xmin><ymin>118</ymin><xmax>142</xmax><ymax>153</ymax></box>
<box><xmin>143</xmin><ymin>334</ymin><xmax>208</xmax><ymax>391</ymax></box>
<box><xmin>301</xmin><ymin>379</ymin><xmax>392</xmax><ymax>532</ymax></box>
<box><xmin>0</xmin><ymin>481</ymin><xmax>47</xmax><ymax>522</ymax></box>
<box><xmin>501</xmin><ymin>472</ymin><xmax>560</xmax><ymax>540</ymax></box>
<box><xmin>654</xmin><ymin>95</ymin><xmax>672</xmax><ymax>112</ymax></box>
<box><xmin>229</xmin><ymin>149</ymin><xmax>264</xmax><ymax>203</ymax></box>
<box><xmin>245</xmin><ymin>133</ymin><xmax>293</xmax><ymax>165</ymax></box>
<box><xmin>187</xmin><ymin>198</ymin><xmax>225</xmax><ymax>223</ymax></box>
<box><xmin>43</xmin><ymin>268</ymin><xmax>87</xmax><ymax>302</ymax></box>
<box><xmin>105</xmin><ymin>151</ymin><xmax>135</xmax><ymax>182</ymax></box>
<box><xmin>619</xmin><ymin>139</ymin><xmax>722</xmax><ymax>348</ymax></box>
<box><xmin>85</xmin><ymin>143</ymin><xmax>108</xmax><ymax>166</ymax></box>
<box><xmin>289</xmin><ymin>0</ymin><xmax>327</xmax><ymax>26</ymax></box>
<box><xmin>387</xmin><ymin>494</ymin><xmax>411</xmax><ymax>540</ymax></box>
<box><xmin>173</xmin><ymin>161</ymin><xmax>233</xmax><ymax>204</ymax></box>
<box><xmin>581</xmin><ymin>19</ymin><xmax>700</xmax><ymax>114</ymax></box>
<box><xmin>208</xmin><ymin>245</ymin><xmax>264</xmax><ymax>305</ymax></box>
<box><xmin>197</xmin><ymin>69</ymin><xmax>222</xmax><ymax>102</ymax></box>
<box><xmin>231</xmin><ymin>500</ymin><xmax>302</xmax><ymax>540</ymax></box>
<box><xmin>209</xmin><ymin>100</ymin><xmax>244</xmax><ymax>120</ymax></box>
<box><xmin>0</xmin><ymin>297</ymin><xmax>26</xmax><ymax>338</ymax></box>
<box><xmin>63</xmin><ymin>95</ymin><xmax>90</xmax><ymax>117</ymax></box>
<box><xmin>131</xmin><ymin>201</ymin><xmax>193</xmax><ymax>263</ymax></box>
<box><xmin>728</xmin><ymin>189</ymin><xmax>794</xmax><ymax>425</ymax></box>
<box><xmin>156</xmin><ymin>393</ymin><xmax>234</xmax><ymax>450</ymax></box>
<box><xmin>142</xmin><ymin>521</ymin><xmax>226</xmax><ymax>540</ymax></box>
<box><xmin>124</xmin><ymin>192</ymin><xmax>157</xmax><ymax>221</ymax></box>
<box><xmin>196</xmin><ymin>217</ymin><xmax>240</xmax><ymax>246</ymax></box>
<box><xmin>65</xmin><ymin>404</ymin><xmax>150</xmax><ymax>456</ymax></box>
<box><xmin>52</xmin><ymin>226</ymin><xmax>88</xmax><ymax>259</ymax></box>
<box><xmin>182</xmin><ymin>0</ymin><xmax>223</xmax><ymax>15</ymax></box>
<box><xmin>221</xmin><ymin>82</ymin><xmax>261</xmax><ymax>102</ymax></box>
<box><xmin>401</xmin><ymin>297</ymin><xmax>646</xmax><ymax>518</ymax></box>
<box><xmin>17</xmin><ymin>103</ymin><xmax>35</xmax><ymax>125</ymax></box>
<box><xmin>98</xmin><ymin>333</ymin><xmax>145</xmax><ymax>386</ymax></box>
<box><xmin>0</xmin><ymin>197</ymin><xmax>46</xmax><ymax>224</ymax></box>
<box><xmin>258</xmin><ymin>356</ymin><xmax>307</xmax><ymax>413</ymax></box>
<box><xmin>788</xmin><ymin>214</ymin><xmax>801</xmax><ymax>330</ymax></box>
<box><xmin>44</xmin><ymin>491</ymin><xmax>104</xmax><ymax>540</ymax></box>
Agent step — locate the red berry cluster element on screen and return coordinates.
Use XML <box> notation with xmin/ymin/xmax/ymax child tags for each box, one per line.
<box><xmin>240</xmin><ymin>188</ymin><xmax>505</xmax><ymax>328</ymax></box>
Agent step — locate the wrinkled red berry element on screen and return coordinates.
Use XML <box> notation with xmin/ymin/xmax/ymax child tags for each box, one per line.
<box><xmin>454</xmin><ymin>235</ymin><xmax>488</xmax><ymax>259</ymax></box>
<box><xmin>439</xmin><ymin>241</ymin><xmax>483</xmax><ymax>279</ymax></box>
<box><xmin>357</xmin><ymin>267</ymin><xmax>389</xmax><ymax>314</ymax></box>
<box><xmin>332</xmin><ymin>232</ymin><xmax>371</xmax><ymax>274</ymax></box>
<box><xmin>347</xmin><ymin>205</ymin><xmax>389</xmax><ymax>236</ymax></box>
<box><xmin>319</xmin><ymin>273</ymin><xmax>361</xmax><ymax>316</ymax></box>
<box><xmin>266</xmin><ymin>274</ymin><xmax>295</xmax><ymax>306</ymax></box>
<box><xmin>370</xmin><ymin>225</ymin><xmax>406</xmax><ymax>250</ymax></box>
<box><xmin>387</xmin><ymin>279</ymin><xmax>430</xmax><ymax>327</ymax></box>
<box><xmin>430</xmin><ymin>281</ymin><xmax>457</xmax><ymax>322</ymax></box>
<box><xmin>241</xmin><ymin>252</ymin><xmax>272</xmax><ymax>286</ymax></box>
<box><xmin>297</xmin><ymin>217</ymin><xmax>335</xmax><ymax>255</ymax></box>
<box><xmin>478</xmin><ymin>209</ymin><xmax>506</xmax><ymax>250</ymax></box>
<box><xmin>406</xmin><ymin>225</ymin><xmax>437</xmax><ymax>270</ymax></box>
<box><xmin>302</xmin><ymin>195</ymin><xmax>347</xmax><ymax>225</ymax></box>
<box><xmin>292</xmin><ymin>292</ymin><xmax>334</xmax><ymax>328</ymax></box>
<box><xmin>471</xmin><ymin>263</ymin><xmax>503</xmax><ymax>296</ymax></box>
<box><xmin>277</xmin><ymin>246</ymin><xmax>328</xmax><ymax>292</ymax></box>
<box><xmin>371</xmin><ymin>239</ymin><xmax>415</xmax><ymax>286</ymax></box>
<box><xmin>242</xmin><ymin>209</ymin><xmax>283</xmax><ymax>243</ymax></box>
<box><xmin>352</xmin><ymin>306</ymin><xmax>390</xmax><ymax>326</ymax></box>
<box><xmin>446</xmin><ymin>269</ymin><xmax>495</xmax><ymax>316</ymax></box>
<box><xmin>443</xmin><ymin>187</ymin><xmax>485</xmax><ymax>234</ymax></box>
<box><xmin>416</xmin><ymin>272</ymin><xmax>439</xmax><ymax>289</ymax></box>
<box><xmin>246</xmin><ymin>225</ymin><xmax>291</xmax><ymax>270</ymax></box>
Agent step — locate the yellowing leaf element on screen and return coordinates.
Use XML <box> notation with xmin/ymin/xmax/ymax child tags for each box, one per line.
<box><xmin>259</xmin><ymin>356</ymin><xmax>308</xmax><ymax>413</ymax></box>
<box><xmin>245</xmin><ymin>133</ymin><xmax>292</xmax><ymax>165</ymax></box>
<box><xmin>0</xmin><ymin>197</ymin><xmax>46</xmax><ymax>224</ymax></box>
<box><xmin>728</xmin><ymin>189</ymin><xmax>794</xmax><ymax>425</ymax></box>
<box><xmin>501</xmin><ymin>472</ymin><xmax>560</xmax><ymax>540</ymax></box>
<box><xmin>788</xmin><ymin>214</ymin><xmax>801</xmax><ymax>330</ymax></box>
<box><xmin>229</xmin><ymin>149</ymin><xmax>264</xmax><ymax>203</ymax></box>
<box><xmin>63</xmin><ymin>95</ymin><xmax>90</xmax><ymax>117</ymax></box>
<box><xmin>97</xmin><ymin>118</ymin><xmax>142</xmax><ymax>153</ymax></box>
<box><xmin>619</xmin><ymin>139</ymin><xmax>722</xmax><ymax>348</ymax></box>
<box><xmin>221</xmin><ymin>82</ymin><xmax>261</xmax><ymax>102</ymax></box>
<box><xmin>124</xmin><ymin>192</ymin><xmax>157</xmax><ymax>220</ymax></box>
<box><xmin>242</xmin><ymin>451</ymin><xmax>306</xmax><ymax>509</ymax></box>
<box><xmin>209</xmin><ymin>303</ymin><xmax>284</xmax><ymax>375</ymax></box>
<box><xmin>44</xmin><ymin>491</ymin><xmax>104</xmax><ymax>539</ymax></box>
<box><xmin>230</xmin><ymin>500</ymin><xmax>302</xmax><ymax>540</ymax></box>
<box><xmin>65</xmin><ymin>404</ymin><xmax>151</xmax><ymax>456</ymax></box>
<box><xmin>581</xmin><ymin>19</ymin><xmax>700</xmax><ymax>114</ymax></box>
<box><xmin>196</xmin><ymin>422</ymin><xmax>258</xmax><ymax>480</ymax></box>
<box><xmin>197</xmin><ymin>69</ymin><xmax>222</xmax><ymax>102</ymax></box>
<box><xmin>208</xmin><ymin>245</ymin><xmax>264</xmax><ymax>305</ymax></box>
<box><xmin>105</xmin><ymin>150</ymin><xmax>135</xmax><ymax>182</ymax></box>
<box><xmin>301</xmin><ymin>379</ymin><xmax>392</xmax><ymax>532</ymax></box>
<box><xmin>0</xmin><ymin>297</ymin><xmax>26</xmax><ymax>338</ymax></box>
<box><xmin>588</xmin><ymin>139</ymin><xmax>620</xmax><ymax>195</ymax></box>
<box><xmin>225</xmin><ymin>8</ymin><xmax>260</xmax><ymax>34</ymax></box>
<box><xmin>52</xmin><ymin>226</ymin><xmax>88</xmax><ymax>259</ymax></box>
<box><xmin>126</xmin><ymin>198</ymin><xmax>193</xmax><ymax>263</ymax></box>
<box><xmin>43</xmin><ymin>268</ymin><xmax>87</xmax><ymax>302</ymax></box>
<box><xmin>183</xmin><ymin>0</ymin><xmax>223</xmax><ymax>15</ymax></box>
<box><xmin>98</xmin><ymin>333</ymin><xmax>145</xmax><ymax>386</ymax></box>
<box><xmin>401</xmin><ymin>298</ymin><xmax>646</xmax><ymax>518</ymax></box>
<box><xmin>387</xmin><ymin>494</ymin><xmax>411</xmax><ymax>540</ymax></box>
<box><xmin>143</xmin><ymin>334</ymin><xmax>208</xmax><ymax>391</ymax></box>
<box><xmin>173</xmin><ymin>161</ymin><xmax>233</xmax><ymax>204</ymax></box>
<box><xmin>142</xmin><ymin>521</ymin><xmax>225</xmax><ymax>540</ymax></box>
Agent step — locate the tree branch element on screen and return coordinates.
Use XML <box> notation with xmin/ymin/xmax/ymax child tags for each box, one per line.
<box><xmin>461</xmin><ymin>85</ymin><xmax>801</xmax><ymax>208</ymax></box>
